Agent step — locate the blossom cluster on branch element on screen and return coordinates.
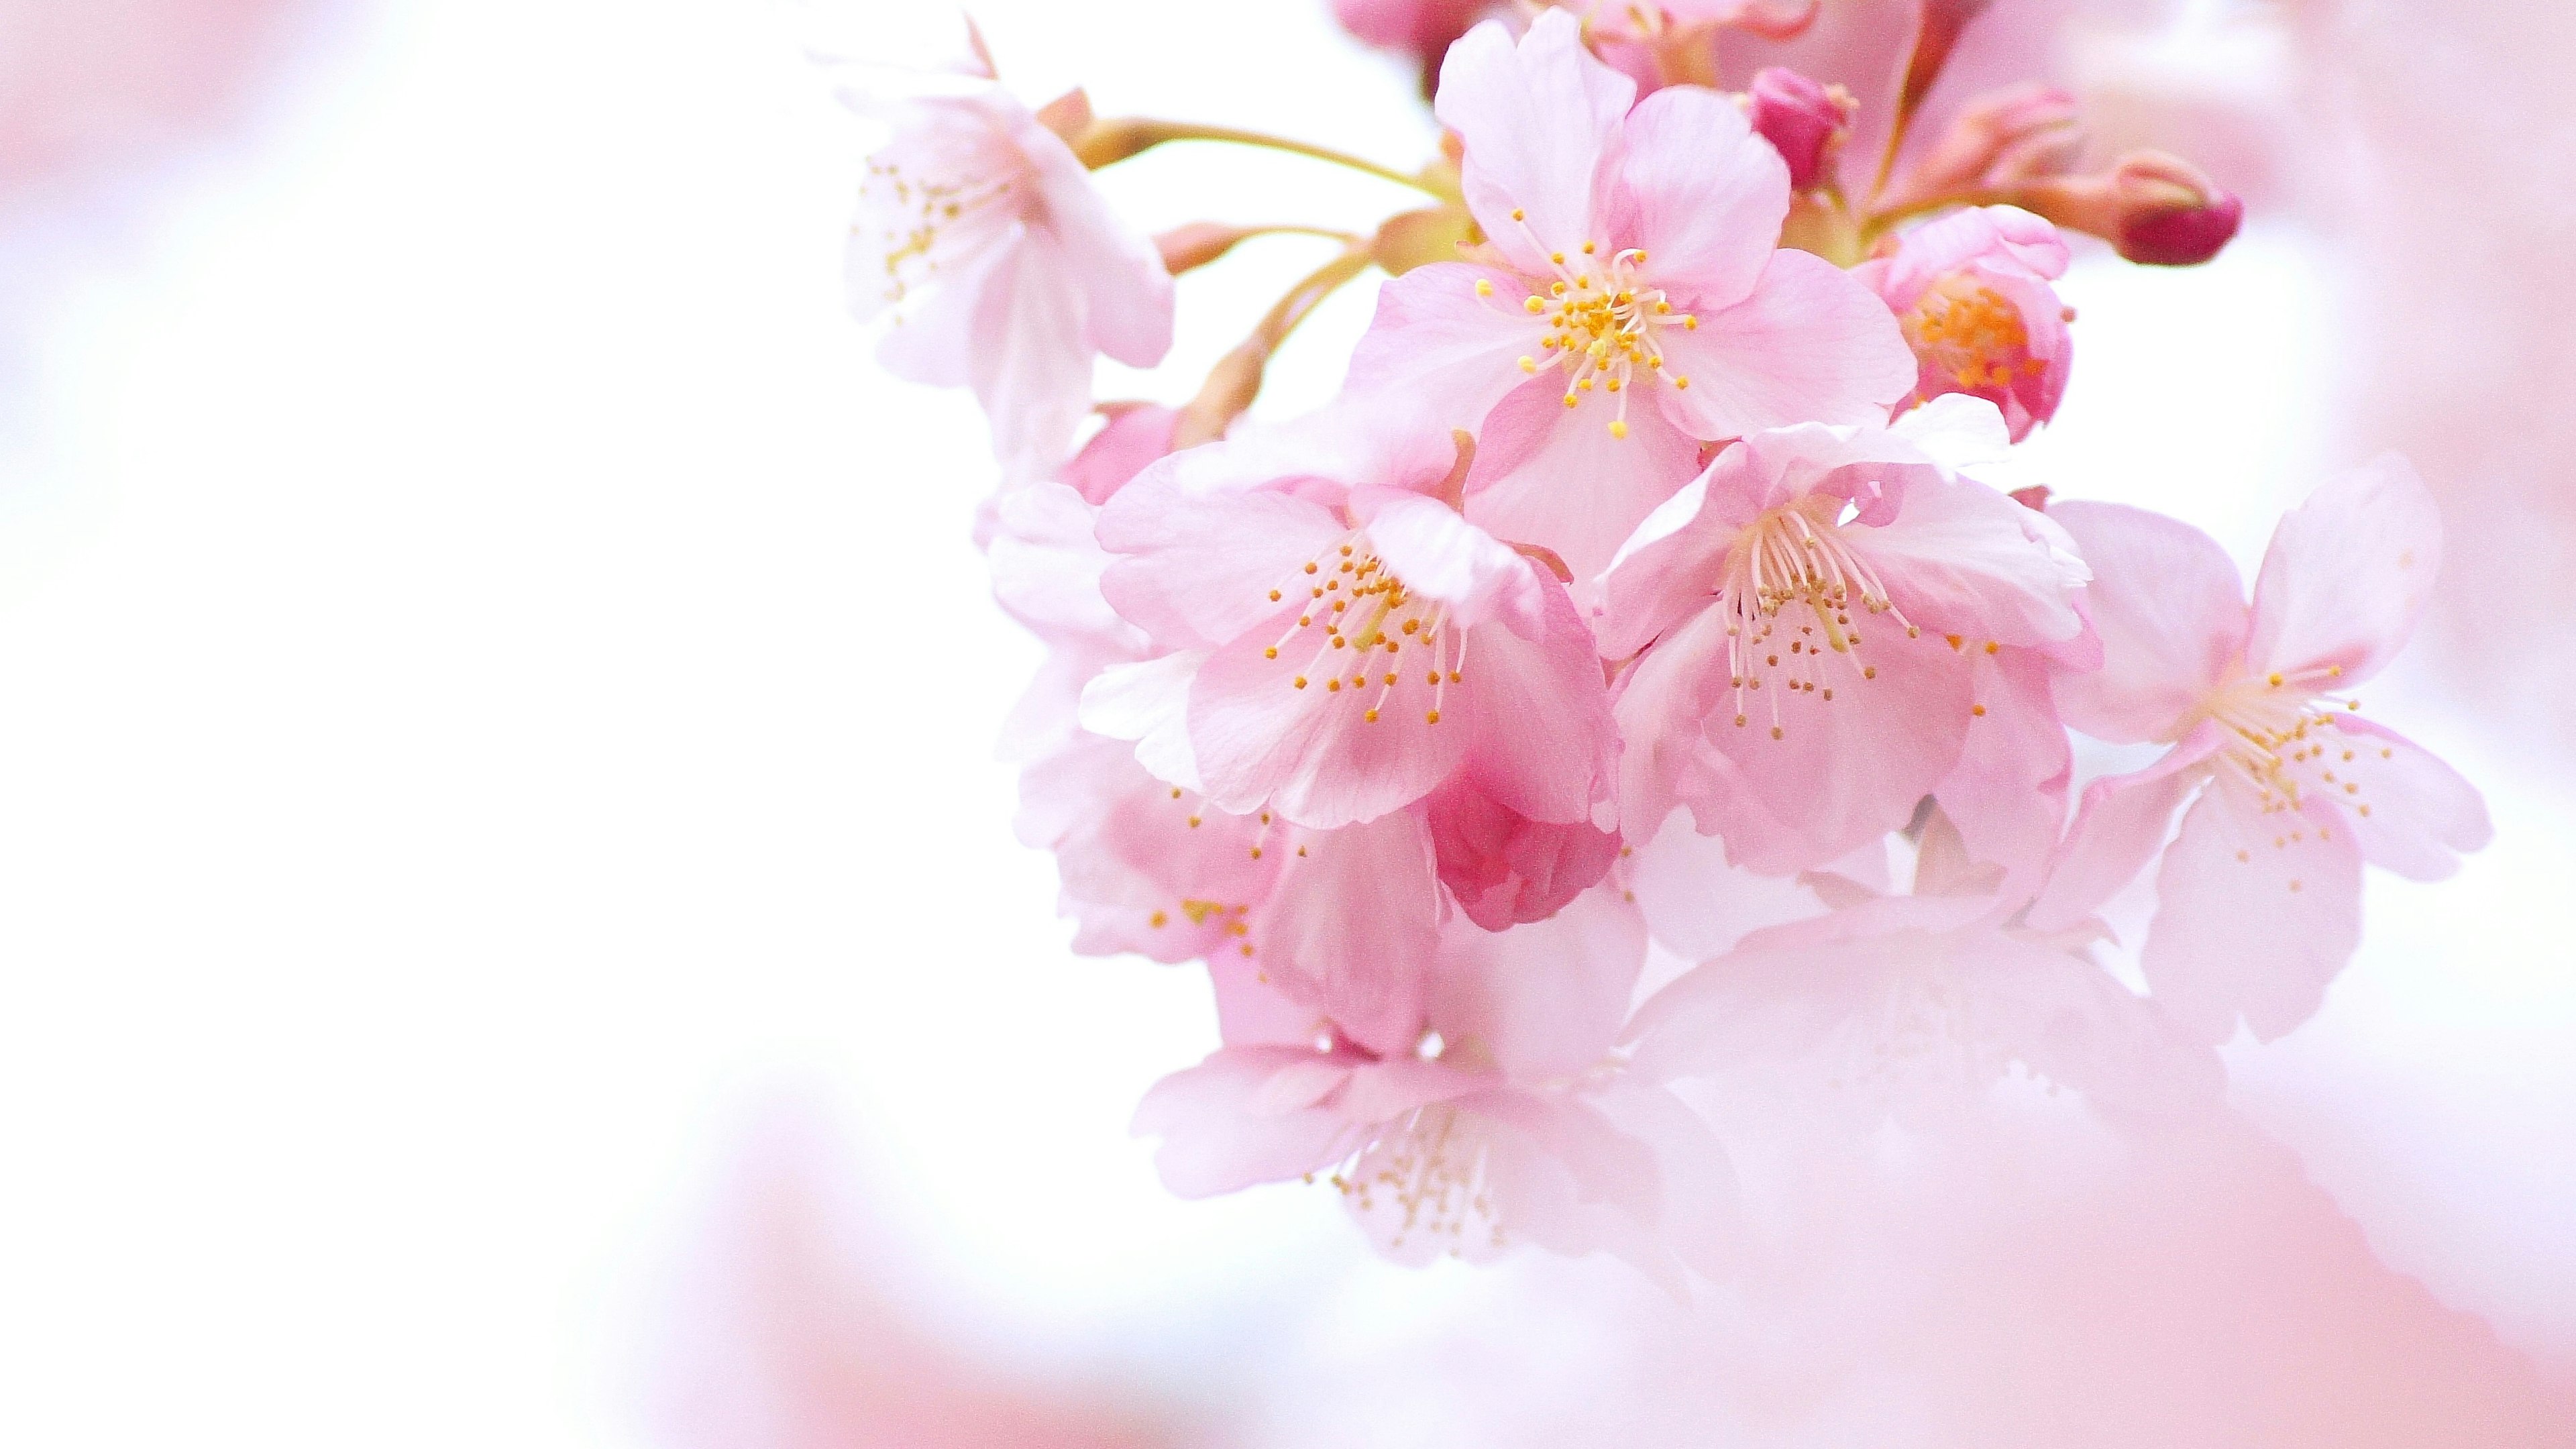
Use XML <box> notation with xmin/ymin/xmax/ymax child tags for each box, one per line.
<box><xmin>840</xmin><ymin>2</ymin><xmax>2487</xmax><ymax>1279</ymax></box>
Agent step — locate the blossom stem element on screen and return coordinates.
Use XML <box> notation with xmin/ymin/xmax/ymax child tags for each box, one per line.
<box><xmin>1175</xmin><ymin>246</ymin><xmax>1376</xmax><ymax>447</ymax></box>
<box><xmin>1075</xmin><ymin>119</ymin><xmax>1442</xmax><ymax>195</ymax></box>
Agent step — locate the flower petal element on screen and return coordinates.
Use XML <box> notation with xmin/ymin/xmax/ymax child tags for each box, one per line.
<box><xmin>1432</xmin><ymin>884</ymin><xmax>1646</xmax><ymax>1078</ymax></box>
<box><xmin>1858</xmin><ymin>472</ymin><xmax>2090</xmax><ymax>646</ymax></box>
<box><xmin>1434</xmin><ymin>11</ymin><xmax>1635</xmax><ymax>272</ymax></box>
<box><xmin>1097</xmin><ymin>468</ymin><xmax>1348</xmax><ymax>650</ymax></box>
<box><xmin>1345</xmin><ymin>262</ymin><xmax>1547</xmax><ymax>431</ymax></box>
<box><xmin>1465</xmin><ymin>373</ymin><xmax>1703</xmax><ymax>590</ymax></box>
<box><xmin>2324</xmin><ymin>715</ymin><xmax>2493</xmax><ymax>881</ymax></box>
<box><xmin>2246</xmin><ymin>453</ymin><xmax>2443</xmax><ymax>687</ymax></box>
<box><xmin>1132</xmin><ymin>1046</ymin><xmax>1368</xmax><ymax>1196</ymax></box>
<box><xmin>2047</xmin><ymin>501</ymin><xmax>2249</xmax><ymax>743</ymax></box>
<box><xmin>1649</xmin><ymin>247</ymin><xmax>1914</xmax><ymax>439</ymax></box>
<box><xmin>1611</xmin><ymin>83</ymin><xmax>1788</xmax><ymax>310</ymax></box>
<box><xmin>2023</xmin><ymin>720</ymin><xmax>2228</xmax><ymax>934</ymax></box>
<box><xmin>2143</xmin><ymin>785</ymin><xmax>2364</xmax><ymax>1044</ymax></box>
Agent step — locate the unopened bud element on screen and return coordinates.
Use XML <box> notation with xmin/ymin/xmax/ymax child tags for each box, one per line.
<box><xmin>2008</xmin><ymin>150</ymin><xmax>2243</xmax><ymax>267</ymax></box>
<box><xmin>1032</xmin><ymin>88</ymin><xmax>1093</xmax><ymax>147</ymax></box>
<box><xmin>1155</xmin><ymin>223</ymin><xmax>1259</xmax><ymax>276</ymax></box>
<box><xmin>1748</xmin><ymin>68</ymin><xmax>1854</xmax><ymax>192</ymax></box>
<box><xmin>2108</xmin><ymin>154</ymin><xmax>2243</xmax><ymax>266</ymax></box>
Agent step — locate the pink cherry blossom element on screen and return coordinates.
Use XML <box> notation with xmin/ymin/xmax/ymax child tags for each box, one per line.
<box><xmin>845</xmin><ymin>59</ymin><xmax>1174</xmax><ymax>481</ymax></box>
<box><xmin>1092</xmin><ymin>407</ymin><xmax>1617</xmax><ymax>834</ymax></box>
<box><xmin>1134</xmin><ymin>888</ymin><xmax>1735</xmax><ymax>1278</ymax></box>
<box><xmin>1629</xmin><ymin>810</ymin><xmax>2222</xmax><ymax>1132</ymax></box>
<box><xmin>2030</xmin><ymin>459</ymin><xmax>2491</xmax><ymax>1042</ymax></box>
<box><xmin>1854</xmin><ymin>204</ymin><xmax>2074</xmax><ymax>441</ymax></box>
<box><xmin>1597</xmin><ymin>396</ymin><xmax>2091</xmax><ymax>873</ymax></box>
<box><xmin>1346</xmin><ymin>9</ymin><xmax>1916</xmax><ymax>586</ymax></box>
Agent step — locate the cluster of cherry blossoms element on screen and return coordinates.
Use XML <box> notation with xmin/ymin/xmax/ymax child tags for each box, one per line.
<box><xmin>843</xmin><ymin>3</ymin><xmax>2489</xmax><ymax>1279</ymax></box>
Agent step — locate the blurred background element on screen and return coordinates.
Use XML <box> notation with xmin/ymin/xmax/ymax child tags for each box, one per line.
<box><xmin>0</xmin><ymin>1</ymin><xmax>2569</xmax><ymax>1444</ymax></box>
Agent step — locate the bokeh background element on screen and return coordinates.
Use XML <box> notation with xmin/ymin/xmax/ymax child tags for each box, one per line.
<box><xmin>0</xmin><ymin>1</ymin><xmax>2569</xmax><ymax>1444</ymax></box>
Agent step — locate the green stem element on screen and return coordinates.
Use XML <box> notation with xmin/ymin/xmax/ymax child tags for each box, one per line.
<box><xmin>1079</xmin><ymin>119</ymin><xmax>1441</xmax><ymax>195</ymax></box>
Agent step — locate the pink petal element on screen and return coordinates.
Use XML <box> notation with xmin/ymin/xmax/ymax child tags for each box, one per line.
<box><xmin>1432</xmin><ymin>885</ymin><xmax>1647</xmax><ymax>1079</ymax></box>
<box><xmin>2048</xmin><ymin>501</ymin><xmax>2250</xmax><ymax>744</ymax></box>
<box><xmin>1705</xmin><ymin>622</ymin><xmax>1976</xmax><ymax>869</ymax></box>
<box><xmin>966</xmin><ymin>231</ymin><xmax>1097</xmax><ymax>478</ymax></box>
<box><xmin>1251</xmin><ymin>809</ymin><xmax>1444</xmax><ymax>1054</ymax></box>
<box><xmin>1022</xmin><ymin>116</ymin><xmax>1175</xmax><ymax>368</ymax></box>
<box><xmin>1097</xmin><ymin>472</ymin><xmax>1348</xmax><ymax>650</ymax></box>
<box><xmin>1131</xmin><ymin>1046</ymin><xmax>1369</xmax><ymax>1197</ymax></box>
<box><xmin>1649</xmin><ymin>247</ymin><xmax>1915</xmax><ymax>439</ymax></box>
<box><xmin>2246</xmin><ymin>454</ymin><xmax>2443</xmax><ymax>688</ymax></box>
<box><xmin>1424</xmin><ymin>774</ymin><xmax>1621</xmax><ymax>932</ymax></box>
<box><xmin>1344</xmin><ymin>262</ymin><xmax>1548</xmax><ymax>431</ymax></box>
<box><xmin>1208</xmin><ymin>953</ymin><xmax>1330</xmax><ymax>1050</ymax></box>
<box><xmin>1857</xmin><ymin>471</ymin><xmax>2090</xmax><ymax>647</ymax></box>
<box><xmin>987</xmin><ymin>482</ymin><xmax>1137</xmax><ymax>647</ymax></box>
<box><xmin>1433</xmin><ymin>11</ymin><xmax>1634</xmax><ymax>273</ymax></box>
<box><xmin>1611</xmin><ymin>604</ymin><xmax>1735</xmax><ymax>834</ymax></box>
<box><xmin>1625</xmin><ymin>808</ymin><xmax>1829</xmax><ymax>961</ymax></box>
<box><xmin>2024</xmin><ymin>721</ymin><xmax>2228</xmax><ymax>934</ymax></box>
<box><xmin>1878</xmin><ymin>203</ymin><xmax>2070</xmax><ymax>302</ymax></box>
<box><xmin>1189</xmin><ymin>597</ymin><xmax>1468</xmax><ymax>826</ymax></box>
<box><xmin>1932</xmin><ymin>647</ymin><xmax>2070</xmax><ymax>904</ymax></box>
<box><xmin>2143</xmin><ymin>785</ymin><xmax>2365</xmax><ymax>1044</ymax></box>
<box><xmin>1357</xmin><ymin>491</ymin><xmax>1549</xmax><ymax>633</ymax></box>
<box><xmin>1059</xmin><ymin>405</ymin><xmax>1179</xmax><ymax>505</ymax></box>
<box><xmin>1464</xmin><ymin>373</ymin><xmax>1703</xmax><ymax>590</ymax></box>
<box><xmin>1457</xmin><ymin>598</ymin><xmax>1619</xmax><ymax>824</ymax></box>
<box><xmin>2324</xmin><ymin>715</ymin><xmax>2493</xmax><ymax>881</ymax></box>
<box><xmin>1611</xmin><ymin>83</ymin><xmax>1788</xmax><ymax>311</ymax></box>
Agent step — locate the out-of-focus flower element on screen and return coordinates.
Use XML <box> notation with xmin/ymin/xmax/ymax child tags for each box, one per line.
<box><xmin>2032</xmin><ymin>460</ymin><xmax>2491</xmax><ymax>1042</ymax></box>
<box><xmin>1090</xmin><ymin>409</ymin><xmax>1617</xmax><ymax>834</ymax></box>
<box><xmin>1334</xmin><ymin>0</ymin><xmax>1497</xmax><ymax>85</ymax></box>
<box><xmin>1630</xmin><ymin>814</ymin><xmax>2222</xmax><ymax>1132</ymax></box>
<box><xmin>1595</xmin><ymin>396</ymin><xmax>2092</xmax><ymax>872</ymax></box>
<box><xmin>1349</xmin><ymin>10</ymin><xmax>1914</xmax><ymax>585</ymax></box>
<box><xmin>1135</xmin><ymin>887</ymin><xmax>1735</xmax><ymax>1277</ymax></box>
<box><xmin>1579</xmin><ymin>0</ymin><xmax>1822</xmax><ymax>93</ymax></box>
<box><xmin>1746</xmin><ymin>66</ymin><xmax>1856</xmax><ymax>192</ymax></box>
<box><xmin>1854</xmin><ymin>203</ymin><xmax>2073</xmax><ymax>439</ymax></box>
<box><xmin>842</xmin><ymin>50</ymin><xmax>1174</xmax><ymax>482</ymax></box>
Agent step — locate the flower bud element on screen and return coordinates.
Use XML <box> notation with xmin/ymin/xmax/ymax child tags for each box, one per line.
<box><xmin>2107</xmin><ymin>154</ymin><xmax>2244</xmax><ymax>266</ymax></box>
<box><xmin>1747</xmin><ymin>67</ymin><xmax>1854</xmax><ymax>192</ymax></box>
<box><xmin>2008</xmin><ymin>150</ymin><xmax>2243</xmax><ymax>267</ymax></box>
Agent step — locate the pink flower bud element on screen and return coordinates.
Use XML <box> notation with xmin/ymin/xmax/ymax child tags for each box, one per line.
<box><xmin>2007</xmin><ymin>150</ymin><xmax>2245</xmax><ymax>268</ymax></box>
<box><xmin>2109</xmin><ymin>155</ymin><xmax>2245</xmax><ymax>266</ymax></box>
<box><xmin>1332</xmin><ymin>0</ymin><xmax>1491</xmax><ymax>60</ymax></box>
<box><xmin>1747</xmin><ymin>67</ymin><xmax>1854</xmax><ymax>191</ymax></box>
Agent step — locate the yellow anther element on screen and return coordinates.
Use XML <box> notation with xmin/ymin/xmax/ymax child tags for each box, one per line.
<box><xmin>1608</xmin><ymin>419</ymin><xmax>1629</xmax><ymax>439</ymax></box>
<box><xmin>1474</xmin><ymin>278</ymin><xmax>1494</xmax><ymax>297</ymax></box>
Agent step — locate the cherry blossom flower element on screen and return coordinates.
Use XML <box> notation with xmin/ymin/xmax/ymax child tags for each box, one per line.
<box><xmin>845</xmin><ymin>53</ymin><xmax>1174</xmax><ymax>482</ymax></box>
<box><xmin>1346</xmin><ymin>9</ymin><xmax>1915</xmax><ymax>586</ymax></box>
<box><xmin>1629</xmin><ymin>810</ymin><xmax>2222</xmax><ymax>1132</ymax></box>
<box><xmin>1134</xmin><ymin>888</ymin><xmax>1735</xmax><ymax>1277</ymax></box>
<box><xmin>1596</xmin><ymin>395</ymin><xmax>2091</xmax><ymax>873</ymax></box>
<box><xmin>1854</xmin><ymin>204</ymin><xmax>2074</xmax><ymax>441</ymax></box>
<box><xmin>1090</xmin><ymin>408</ymin><xmax>1617</xmax><ymax>835</ymax></box>
<box><xmin>2029</xmin><ymin>460</ymin><xmax>2491</xmax><ymax>1042</ymax></box>
<box><xmin>1746</xmin><ymin>65</ymin><xmax>1856</xmax><ymax>192</ymax></box>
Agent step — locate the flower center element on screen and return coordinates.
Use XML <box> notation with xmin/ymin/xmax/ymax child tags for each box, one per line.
<box><xmin>2192</xmin><ymin>668</ymin><xmax>2379</xmax><ymax>821</ymax></box>
<box><xmin>1900</xmin><ymin>272</ymin><xmax>2043</xmax><ymax>394</ymax></box>
<box><xmin>859</xmin><ymin>153</ymin><xmax>1020</xmax><ymax>309</ymax></box>
<box><xmin>1480</xmin><ymin>218</ymin><xmax>1698</xmax><ymax>439</ymax></box>
<box><xmin>1263</xmin><ymin>537</ymin><xmax>1462</xmax><ymax>726</ymax></box>
<box><xmin>1330</xmin><ymin>1104</ymin><xmax>1505</xmax><ymax>1258</ymax></box>
<box><xmin>1715</xmin><ymin>500</ymin><xmax>1919</xmax><ymax>739</ymax></box>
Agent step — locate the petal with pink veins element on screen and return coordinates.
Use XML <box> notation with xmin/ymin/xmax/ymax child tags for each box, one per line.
<box><xmin>1345</xmin><ymin>262</ymin><xmax>1548</xmax><ymax>431</ymax></box>
<box><xmin>1433</xmin><ymin>11</ymin><xmax>1635</xmax><ymax>272</ymax></box>
<box><xmin>1609</xmin><ymin>83</ymin><xmax>1789</xmax><ymax>310</ymax></box>
<box><xmin>1097</xmin><ymin>470</ymin><xmax>1348</xmax><ymax>649</ymax></box>
<box><xmin>1856</xmin><ymin>472</ymin><xmax>2090</xmax><ymax>647</ymax></box>
<box><xmin>1650</xmin><ymin>248</ymin><xmax>1915</xmax><ymax>439</ymax></box>
<box><xmin>1465</xmin><ymin>373</ymin><xmax>1703</xmax><ymax>591</ymax></box>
